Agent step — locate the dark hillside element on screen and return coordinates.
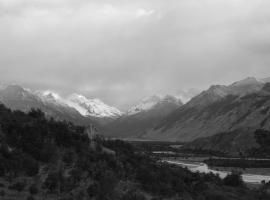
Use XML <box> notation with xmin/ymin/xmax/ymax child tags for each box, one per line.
<box><xmin>0</xmin><ymin>104</ymin><xmax>269</xmax><ymax>200</ymax></box>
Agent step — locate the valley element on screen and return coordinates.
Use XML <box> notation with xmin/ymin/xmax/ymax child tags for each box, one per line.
<box><xmin>129</xmin><ymin>140</ymin><xmax>270</xmax><ymax>185</ymax></box>
<box><xmin>1</xmin><ymin>76</ymin><xmax>270</xmax><ymax>199</ymax></box>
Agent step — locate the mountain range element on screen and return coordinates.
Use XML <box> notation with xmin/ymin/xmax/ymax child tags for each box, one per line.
<box><xmin>141</xmin><ymin>77</ymin><xmax>270</xmax><ymax>144</ymax></box>
<box><xmin>1</xmin><ymin>76</ymin><xmax>270</xmax><ymax>155</ymax></box>
<box><xmin>0</xmin><ymin>85</ymin><xmax>122</xmax><ymax>127</ymax></box>
<box><xmin>102</xmin><ymin>95</ymin><xmax>183</xmax><ymax>138</ymax></box>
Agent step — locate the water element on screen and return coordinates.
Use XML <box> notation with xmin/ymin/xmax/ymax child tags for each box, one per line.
<box><xmin>165</xmin><ymin>160</ymin><xmax>270</xmax><ymax>184</ymax></box>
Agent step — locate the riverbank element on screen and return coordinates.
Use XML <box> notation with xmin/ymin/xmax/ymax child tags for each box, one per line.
<box><xmin>163</xmin><ymin>158</ymin><xmax>270</xmax><ymax>184</ymax></box>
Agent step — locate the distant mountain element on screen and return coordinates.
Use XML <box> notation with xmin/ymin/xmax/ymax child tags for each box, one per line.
<box><xmin>0</xmin><ymin>84</ymin><xmax>125</xmax><ymax>126</ymax></box>
<box><xmin>102</xmin><ymin>95</ymin><xmax>183</xmax><ymax>139</ymax></box>
<box><xmin>141</xmin><ymin>78</ymin><xmax>270</xmax><ymax>142</ymax></box>
<box><xmin>176</xmin><ymin>89</ymin><xmax>201</xmax><ymax>104</ymax></box>
<box><xmin>187</xmin><ymin>77</ymin><xmax>265</xmax><ymax>108</ymax></box>
<box><xmin>127</xmin><ymin>94</ymin><xmax>182</xmax><ymax>115</ymax></box>
<box><xmin>67</xmin><ymin>93</ymin><xmax>122</xmax><ymax>118</ymax></box>
<box><xmin>0</xmin><ymin>85</ymin><xmax>92</xmax><ymax>126</ymax></box>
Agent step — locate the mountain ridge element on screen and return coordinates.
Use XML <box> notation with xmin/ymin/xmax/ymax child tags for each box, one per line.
<box><xmin>0</xmin><ymin>85</ymin><xmax>123</xmax><ymax>126</ymax></box>
<box><xmin>102</xmin><ymin>94</ymin><xmax>183</xmax><ymax>139</ymax></box>
<box><xmin>141</xmin><ymin>77</ymin><xmax>270</xmax><ymax>142</ymax></box>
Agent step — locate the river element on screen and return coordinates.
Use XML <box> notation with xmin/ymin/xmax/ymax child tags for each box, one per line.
<box><xmin>165</xmin><ymin>160</ymin><xmax>270</xmax><ymax>184</ymax></box>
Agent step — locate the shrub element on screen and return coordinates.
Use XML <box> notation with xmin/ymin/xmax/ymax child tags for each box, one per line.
<box><xmin>29</xmin><ymin>184</ymin><xmax>39</xmax><ymax>195</ymax></box>
<box><xmin>63</xmin><ymin>150</ymin><xmax>75</xmax><ymax>165</ymax></box>
<box><xmin>8</xmin><ymin>181</ymin><xmax>26</xmax><ymax>192</ymax></box>
<box><xmin>0</xmin><ymin>190</ymin><xmax>5</xmax><ymax>196</ymax></box>
<box><xmin>121</xmin><ymin>189</ymin><xmax>146</xmax><ymax>200</ymax></box>
<box><xmin>223</xmin><ymin>171</ymin><xmax>243</xmax><ymax>187</ymax></box>
<box><xmin>27</xmin><ymin>196</ymin><xmax>35</xmax><ymax>200</ymax></box>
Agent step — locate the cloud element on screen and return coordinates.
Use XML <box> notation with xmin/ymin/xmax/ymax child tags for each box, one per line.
<box><xmin>135</xmin><ymin>8</ymin><xmax>155</xmax><ymax>18</ymax></box>
<box><xmin>0</xmin><ymin>0</ymin><xmax>270</xmax><ymax>109</ymax></box>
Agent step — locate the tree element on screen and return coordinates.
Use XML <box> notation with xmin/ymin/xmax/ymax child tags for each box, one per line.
<box><xmin>223</xmin><ymin>171</ymin><xmax>243</xmax><ymax>187</ymax></box>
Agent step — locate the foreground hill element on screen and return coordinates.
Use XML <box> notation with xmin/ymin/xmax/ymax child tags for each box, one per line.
<box><xmin>102</xmin><ymin>95</ymin><xmax>183</xmax><ymax>139</ymax></box>
<box><xmin>142</xmin><ymin>78</ymin><xmax>270</xmax><ymax>142</ymax></box>
<box><xmin>0</xmin><ymin>104</ymin><xmax>269</xmax><ymax>200</ymax></box>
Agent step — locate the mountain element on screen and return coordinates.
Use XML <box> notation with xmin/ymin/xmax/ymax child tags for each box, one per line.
<box><xmin>0</xmin><ymin>85</ymin><xmax>124</xmax><ymax>126</ymax></box>
<box><xmin>176</xmin><ymin>88</ymin><xmax>201</xmax><ymax>104</ymax></box>
<box><xmin>127</xmin><ymin>94</ymin><xmax>182</xmax><ymax>115</ymax></box>
<box><xmin>141</xmin><ymin>78</ymin><xmax>270</xmax><ymax>142</ymax></box>
<box><xmin>67</xmin><ymin>93</ymin><xmax>122</xmax><ymax>118</ymax></box>
<box><xmin>187</xmin><ymin>77</ymin><xmax>265</xmax><ymax>108</ymax></box>
<box><xmin>102</xmin><ymin>95</ymin><xmax>183</xmax><ymax>139</ymax></box>
<box><xmin>0</xmin><ymin>85</ymin><xmax>92</xmax><ymax>126</ymax></box>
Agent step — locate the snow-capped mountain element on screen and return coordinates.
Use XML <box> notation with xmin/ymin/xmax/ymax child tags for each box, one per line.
<box><xmin>102</xmin><ymin>94</ymin><xmax>183</xmax><ymax>139</ymax></box>
<box><xmin>0</xmin><ymin>84</ymin><xmax>123</xmax><ymax>126</ymax></box>
<box><xmin>127</xmin><ymin>94</ymin><xmax>182</xmax><ymax>115</ymax></box>
<box><xmin>67</xmin><ymin>94</ymin><xmax>122</xmax><ymax>118</ymax></box>
<box><xmin>0</xmin><ymin>85</ymin><xmax>92</xmax><ymax>126</ymax></box>
<box><xmin>36</xmin><ymin>90</ymin><xmax>66</xmax><ymax>106</ymax></box>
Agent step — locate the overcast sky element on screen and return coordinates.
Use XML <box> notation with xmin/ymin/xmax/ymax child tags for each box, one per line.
<box><xmin>1</xmin><ymin>0</ymin><xmax>270</xmax><ymax>110</ymax></box>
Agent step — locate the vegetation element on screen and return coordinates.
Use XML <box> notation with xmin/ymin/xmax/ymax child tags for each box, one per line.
<box><xmin>205</xmin><ymin>159</ymin><xmax>270</xmax><ymax>168</ymax></box>
<box><xmin>249</xmin><ymin>129</ymin><xmax>270</xmax><ymax>158</ymax></box>
<box><xmin>0</xmin><ymin>104</ymin><xmax>269</xmax><ymax>199</ymax></box>
<box><xmin>223</xmin><ymin>172</ymin><xmax>244</xmax><ymax>187</ymax></box>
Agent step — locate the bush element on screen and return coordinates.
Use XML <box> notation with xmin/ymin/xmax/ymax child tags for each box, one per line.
<box><xmin>223</xmin><ymin>171</ymin><xmax>243</xmax><ymax>187</ymax></box>
<box><xmin>63</xmin><ymin>150</ymin><xmax>75</xmax><ymax>165</ymax></box>
<box><xmin>121</xmin><ymin>189</ymin><xmax>146</xmax><ymax>200</ymax></box>
<box><xmin>29</xmin><ymin>184</ymin><xmax>39</xmax><ymax>195</ymax></box>
<box><xmin>205</xmin><ymin>191</ymin><xmax>226</xmax><ymax>200</ymax></box>
<box><xmin>0</xmin><ymin>190</ymin><xmax>5</xmax><ymax>196</ymax></box>
<box><xmin>27</xmin><ymin>196</ymin><xmax>35</xmax><ymax>200</ymax></box>
<box><xmin>8</xmin><ymin>181</ymin><xmax>26</xmax><ymax>192</ymax></box>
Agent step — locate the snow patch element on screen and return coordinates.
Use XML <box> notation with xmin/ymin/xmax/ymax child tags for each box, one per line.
<box><xmin>67</xmin><ymin>93</ymin><xmax>123</xmax><ymax>118</ymax></box>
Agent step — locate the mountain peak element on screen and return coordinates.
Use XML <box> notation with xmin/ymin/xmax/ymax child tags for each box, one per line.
<box><xmin>5</xmin><ymin>85</ymin><xmax>25</xmax><ymax>93</ymax></box>
<box><xmin>1</xmin><ymin>85</ymin><xmax>35</xmax><ymax>100</ymax></box>
<box><xmin>127</xmin><ymin>94</ymin><xmax>182</xmax><ymax>115</ymax></box>
<box><xmin>208</xmin><ymin>85</ymin><xmax>228</xmax><ymax>95</ymax></box>
<box><xmin>35</xmin><ymin>90</ymin><xmax>68</xmax><ymax>107</ymax></box>
<box><xmin>230</xmin><ymin>77</ymin><xmax>260</xmax><ymax>87</ymax></box>
<box><xmin>67</xmin><ymin>94</ymin><xmax>122</xmax><ymax>118</ymax></box>
<box><xmin>176</xmin><ymin>89</ymin><xmax>200</xmax><ymax>104</ymax></box>
<box><xmin>41</xmin><ymin>90</ymin><xmax>61</xmax><ymax>100</ymax></box>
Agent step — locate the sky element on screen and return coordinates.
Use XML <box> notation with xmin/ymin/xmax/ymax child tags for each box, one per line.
<box><xmin>0</xmin><ymin>0</ymin><xmax>270</xmax><ymax>110</ymax></box>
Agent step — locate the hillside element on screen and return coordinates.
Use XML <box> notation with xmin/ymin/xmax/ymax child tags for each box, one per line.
<box><xmin>102</xmin><ymin>95</ymin><xmax>183</xmax><ymax>139</ymax></box>
<box><xmin>183</xmin><ymin>129</ymin><xmax>258</xmax><ymax>156</ymax></box>
<box><xmin>0</xmin><ymin>104</ymin><xmax>268</xmax><ymax>200</ymax></box>
<box><xmin>142</xmin><ymin>81</ymin><xmax>270</xmax><ymax>142</ymax></box>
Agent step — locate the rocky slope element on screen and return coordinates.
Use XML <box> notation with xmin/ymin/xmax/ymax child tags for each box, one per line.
<box><xmin>142</xmin><ymin>78</ymin><xmax>270</xmax><ymax>142</ymax></box>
